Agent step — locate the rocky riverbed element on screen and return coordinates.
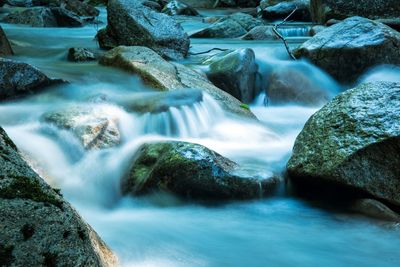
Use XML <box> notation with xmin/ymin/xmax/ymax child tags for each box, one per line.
<box><xmin>1</xmin><ymin>0</ymin><xmax>400</xmax><ymax>266</ymax></box>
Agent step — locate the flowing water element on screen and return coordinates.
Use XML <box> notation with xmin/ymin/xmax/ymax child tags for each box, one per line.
<box><xmin>1</xmin><ymin>7</ymin><xmax>400</xmax><ymax>267</ymax></box>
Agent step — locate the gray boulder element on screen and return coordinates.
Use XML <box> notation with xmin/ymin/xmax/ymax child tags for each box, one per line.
<box><xmin>241</xmin><ymin>25</ymin><xmax>277</xmax><ymax>40</ymax></box>
<box><xmin>0</xmin><ymin>26</ymin><xmax>13</xmax><ymax>56</ymax></box>
<box><xmin>42</xmin><ymin>104</ymin><xmax>121</xmax><ymax>150</ymax></box>
<box><xmin>310</xmin><ymin>0</ymin><xmax>400</xmax><ymax>24</ymax></box>
<box><xmin>162</xmin><ymin>0</ymin><xmax>199</xmax><ymax>16</ymax></box>
<box><xmin>98</xmin><ymin>0</ymin><xmax>190</xmax><ymax>60</ymax></box>
<box><xmin>0</xmin><ymin>127</ymin><xmax>117</xmax><ymax>266</ymax></box>
<box><xmin>202</xmin><ymin>48</ymin><xmax>258</xmax><ymax>103</ymax></box>
<box><xmin>121</xmin><ymin>141</ymin><xmax>279</xmax><ymax>200</ymax></box>
<box><xmin>287</xmin><ymin>82</ymin><xmax>400</xmax><ymax>207</ymax></box>
<box><xmin>0</xmin><ymin>58</ymin><xmax>64</xmax><ymax>101</ymax></box>
<box><xmin>294</xmin><ymin>17</ymin><xmax>400</xmax><ymax>83</ymax></box>
<box><xmin>99</xmin><ymin>46</ymin><xmax>256</xmax><ymax>118</ymax></box>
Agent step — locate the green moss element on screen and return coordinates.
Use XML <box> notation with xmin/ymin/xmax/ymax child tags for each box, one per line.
<box><xmin>240</xmin><ymin>103</ymin><xmax>250</xmax><ymax>110</ymax></box>
<box><xmin>0</xmin><ymin>176</ymin><xmax>62</xmax><ymax>208</ymax></box>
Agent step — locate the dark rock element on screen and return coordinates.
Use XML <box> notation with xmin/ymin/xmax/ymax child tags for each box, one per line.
<box><xmin>42</xmin><ymin>104</ymin><xmax>121</xmax><ymax>150</ymax></box>
<box><xmin>121</xmin><ymin>141</ymin><xmax>279</xmax><ymax>200</ymax></box>
<box><xmin>0</xmin><ymin>127</ymin><xmax>117</xmax><ymax>266</ymax></box>
<box><xmin>294</xmin><ymin>17</ymin><xmax>400</xmax><ymax>83</ymax></box>
<box><xmin>99</xmin><ymin>46</ymin><xmax>256</xmax><ymax>119</ymax></box>
<box><xmin>310</xmin><ymin>0</ymin><xmax>400</xmax><ymax>24</ymax></box>
<box><xmin>202</xmin><ymin>48</ymin><xmax>258</xmax><ymax>103</ymax></box>
<box><xmin>96</xmin><ymin>28</ymin><xmax>118</xmax><ymax>49</ymax></box>
<box><xmin>2</xmin><ymin>7</ymin><xmax>83</xmax><ymax>27</ymax></box>
<box><xmin>260</xmin><ymin>0</ymin><xmax>311</xmax><ymax>22</ymax></box>
<box><xmin>162</xmin><ymin>0</ymin><xmax>199</xmax><ymax>16</ymax></box>
<box><xmin>67</xmin><ymin>47</ymin><xmax>96</xmax><ymax>62</ymax></box>
<box><xmin>99</xmin><ymin>0</ymin><xmax>190</xmax><ymax>60</ymax></box>
<box><xmin>0</xmin><ymin>58</ymin><xmax>64</xmax><ymax>101</ymax></box>
<box><xmin>350</xmin><ymin>199</ymin><xmax>400</xmax><ymax>222</ymax></box>
<box><xmin>0</xmin><ymin>26</ymin><xmax>13</xmax><ymax>56</ymax></box>
<box><xmin>61</xmin><ymin>0</ymin><xmax>100</xmax><ymax>17</ymax></box>
<box><xmin>287</xmin><ymin>81</ymin><xmax>400</xmax><ymax>207</ymax></box>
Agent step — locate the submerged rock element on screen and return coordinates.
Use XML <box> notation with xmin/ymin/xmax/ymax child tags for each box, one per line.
<box><xmin>266</xmin><ymin>64</ymin><xmax>333</xmax><ymax>106</ymax></box>
<box><xmin>67</xmin><ymin>47</ymin><xmax>96</xmax><ymax>62</ymax></box>
<box><xmin>294</xmin><ymin>17</ymin><xmax>400</xmax><ymax>83</ymax></box>
<box><xmin>98</xmin><ymin>0</ymin><xmax>190</xmax><ymax>60</ymax></box>
<box><xmin>287</xmin><ymin>82</ymin><xmax>400</xmax><ymax>206</ymax></box>
<box><xmin>99</xmin><ymin>46</ymin><xmax>256</xmax><ymax>118</ymax></box>
<box><xmin>2</xmin><ymin>7</ymin><xmax>83</xmax><ymax>27</ymax></box>
<box><xmin>0</xmin><ymin>127</ymin><xmax>117</xmax><ymax>266</ymax></box>
<box><xmin>0</xmin><ymin>26</ymin><xmax>13</xmax><ymax>56</ymax></box>
<box><xmin>310</xmin><ymin>0</ymin><xmax>400</xmax><ymax>24</ymax></box>
<box><xmin>162</xmin><ymin>0</ymin><xmax>199</xmax><ymax>16</ymax></box>
<box><xmin>42</xmin><ymin>104</ymin><xmax>121</xmax><ymax>150</ymax></box>
<box><xmin>122</xmin><ymin>141</ymin><xmax>279</xmax><ymax>200</ymax></box>
<box><xmin>350</xmin><ymin>199</ymin><xmax>400</xmax><ymax>222</ymax></box>
<box><xmin>260</xmin><ymin>0</ymin><xmax>311</xmax><ymax>21</ymax></box>
<box><xmin>117</xmin><ymin>88</ymin><xmax>203</xmax><ymax>114</ymax></box>
<box><xmin>0</xmin><ymin>58</ymin><xmax>63</xmax><ymax>101</ymax></box>
<box><xmin>202</xmin><ymin>48</ymin><xmax>258</xmax><ymax>103</ymax></box>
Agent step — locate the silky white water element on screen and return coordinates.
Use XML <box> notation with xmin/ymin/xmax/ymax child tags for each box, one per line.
<box><xmin>1</xmin><ymin>7</ymin><xmax>400</xmax><ymax>267</ymax></box>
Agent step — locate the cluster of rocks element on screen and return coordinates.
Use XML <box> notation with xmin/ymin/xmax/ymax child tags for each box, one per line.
<box><xmin>0</xmin><ymin>0</ymin><xmax>100</xmax><ymax>27</ymax></box>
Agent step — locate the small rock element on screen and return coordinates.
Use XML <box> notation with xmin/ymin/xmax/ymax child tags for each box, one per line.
<box><xmin>162</xmin><ymin>0</ymin><xmax>199</xmax><ymax>16</ymax></box>
<box><xmin>241</xmin><ymin>25</ymin><xmax>278</xmax><ymax>40</ymax></box>
<box><xmin>350</xmin><ymin>199</ymin><xmax>400</xmax><ymax>222</ymax></box>
<box><xmin>260</xmin><ymin>0</ymin><xmax>311</xmax><ymax>22</ymax></box>
<box><xmin>67</xmin><ymin>47</ymin><xmax>96</xmax><ymax>62</ymax></box>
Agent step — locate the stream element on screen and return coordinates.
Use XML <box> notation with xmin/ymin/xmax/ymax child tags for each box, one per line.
<box><xmin>1</xmin><ymin>7</ymin><xmax>400</xmax><ymax>267</ymax></box>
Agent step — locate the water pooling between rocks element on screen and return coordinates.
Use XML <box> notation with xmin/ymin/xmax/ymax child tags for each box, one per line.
<box><xmin>1</xmin><ymin>6</ymin><xmax>400</xmax><ymax>267</ymax></box>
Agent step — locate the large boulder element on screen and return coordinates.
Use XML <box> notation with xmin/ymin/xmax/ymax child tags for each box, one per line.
<box><xmin>162</xmin><ymin>0</ymin><xmax>199</xmax><ymax>16</ymax></box>
<box><xmin>310</xmin><ymin>0</ymin><xmax>400</xmax><ymax>24</ymax></box>
<box><xmin>0</xmin><ymin>26</ymin><xmax>13</xmax><ymax>56</ymax></box>
<box><xmin>202</xmin><ymin>48</ymin><xmax>258</xmax><ymax>103</ymax></box>
<box><xmin>2</xmin><ymin>7</ymin><xmax>83</xmax><ymax>27</ymax></box>
<box><xmin>98</xmin><ymin>0</ymin><xmax>190</xmax><ymax>60</ymax></box>
<box><xmin>287</xmin><ymin>82</ymin><xmax>400</xmax><ymax>206</ymax></box>
<box><xmin>99</xmin><ymin>46</ymin><xmax>256</xmax><ymax>118</ymax></box>
<box><xmin>0</xmin><ymin>127</ymin><xmax>117</xmax><ymax>266</ymax></box>
<box><xmin>294</xmin><ymin>17</ymin><xmax>400</xmax><ymax>83</ymax></box>
<box><xmin>260</xmin><ymin>0</ymin><xmax>311</xmax><ymax>22</ymax></box>
<box><xmin>122</xmin><ymin>141</ymin><xmax>279</xmax><ymax>200</ymax></box>
<box><xmin>42</xmin><ymin>104</ymin><xmax>121</xmax><ymax>150</ymax></box>
<box><xmin>0</xmin><ymin>58</ymin><xmax>63</xmax><ymax>101</ymax></box>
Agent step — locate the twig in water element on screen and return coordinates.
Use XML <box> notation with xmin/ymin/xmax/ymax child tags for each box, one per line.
<box><xmin>189</xmin><ymin>48</ymin><xmax>229</xmax><ymax>56</ymax></box>
<box><xmin>272</xmin><ymin>7</ymin><xmax>298</xmax><ymax>60</ymax></box>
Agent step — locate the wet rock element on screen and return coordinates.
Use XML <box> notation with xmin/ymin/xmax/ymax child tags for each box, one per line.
<box><xmin>62</xmin><ymin>0</ymin><xmax>100</xmax><ymax>17</ymax></box>
<box><xmin>117</xmin><ymin>88</ymin><xmax>203</xmax><ymax>114</ymax></box>
<box><xmin>121</xmin><ymin>141</ymin><xmax>279</xmax><ymax>200</ymax></box>
<box><xmin>0</xmin><ymin>58</ymin><xmax>64</xmax><ymax>101</ymax></box>
<box><xmin>219</xmin><ymin>0</ymin><xmax>260</xmax><ymax>7</ymax></box>
<box><xmin>96</xmin><ymin>28</ymin><xmax>118</xmax><ymax>50</ymax></box>
<box><xmin>294</xmin><ymin>17</ymin><xmax>400</xmax><ymax>83</ymax></box>
<box><xmin>0</xmin><ymin>26</ymin><xmax>13</xmax><ymax>56</ymax></box>
<box><xmin>202</xmin><ymin>48</ymin><xmax>258</xmax><ymax>103</ymax></box>
<box><xmin>179</xmin><ymin>0</ymin><xmax>216</xmax><ymax>8</ymax></box>
<box><xmin>309</xmin><ymin>25</ymin><xmax>325</xmax><ymax>36</ymax></box>
<box><xmin>310</xmin><ymin>0</ymin><xmax>400</xmax><ymax>24</ymax></box>
<box><xmin>287</xmin><ymin>81</ymin><xmax>400</xmax><ymax>207</ymax></box>
<box><xmin>266</xmin><ymin>64</ymin><xmax>333</xmax><ymax>106</ymax></box>
<box><xmin>260</xmin><ymin>0</ymin><xmax>311</xmax><ymax>22</ymax></box>
<box><xmin>192</xmin><ymin>12</ymin><xmax>263</xmax><ymax>38</ymax></box>
<box><xmin>162</xmin><ymin>0</ymin><xmax>199</xmax><ymax>16</ymax></box>
<box><xmin>67</xmin><ymin>47</ymin><xmax>96</xmax><ymax>62</ymax></box>
<box><xmin>2</xmin><ymin>7</ymin><xmax>83</xmax><ymax>27</ymax></box>
<box><xmin>3</xmin><ymin>0</ymin><xmax>33</xmax><ymax>6</ymax></box>
<box><xmin>0</xmin><ymin>127</ymin><xmax>117</xmax><ymax>267</ymax></box>
<box><xmin>42</xmin><ymin>104</ymin><xmax>121</xmax><ymax>150</ymax></box>
<box><xmin>350</xmin><ymin>199</ymin><xmax>400</xmax><ymax>222</ymax></box>
<box><xmin>98</xmin><ymin>0</ymin><xmax>190</xmax><ymax>60</ymax></box>
<box><xmin>190</xmin><ymin>18</ymin><xmax>247</xmax><ymax>38</ymax></box>
<box><xmin>99</xmin><ymin>46</ymin><xmax>256</xmax><ymax>119</ymax></box>
<box><xmin>241</xmin><ymin>25</ymin><xmax>277</xmax><ymax>40</ymax></box>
